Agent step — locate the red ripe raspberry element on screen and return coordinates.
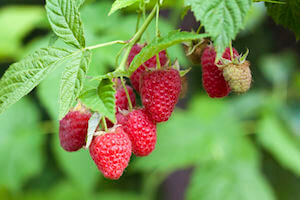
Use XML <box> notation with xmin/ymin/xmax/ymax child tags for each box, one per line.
<box><xmin>141</xmin><ymin>68</ymin><xmax>181</xmax><ymax>123</ymax></box>
<box><xmin>89</xmin><ymin>127</ymin><xmax>132</xmax><ymax>180</ymax></box>
<box><xmin>127</xmin><ymin>44</ymin><xmax>168</xmax><ymax>92</ymax></box>
<box><xmin>120</xmin><ymin>108</ymin><xmax>157</xmax><ymax>157</ymax></box>
<box><xmin>59</xmin><ymin>106</ymin><xmax>91</xmax><ymax>152</ymax></box>
<box><xmin>116</xmin><ymin>85</ymin><xmax>136</xmax><ymax>112</ymax></box>
<box><xmin>201</xmin><ymin>46</ymin><xmax>238</xmax><ymax>98</ymax></box>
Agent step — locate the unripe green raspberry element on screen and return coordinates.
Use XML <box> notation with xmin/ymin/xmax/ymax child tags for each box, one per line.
<box><xmin>222</xmin><ymin>61</ymin><xmax>252</xmax><ymax>93</ymax></box>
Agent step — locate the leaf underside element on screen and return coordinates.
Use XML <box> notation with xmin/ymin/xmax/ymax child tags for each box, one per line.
<box><xmin>0</xmin><ymin>47</ymin><xmax>72</xmax><ymax>114</ymax></box>
<box><xmin>59</xmin><ymin>50</ymin><xmax>91</xmax><ymax>119</ymax></box>
<box><xmin>109</xmin><ymin>0</ymin><xmax>141</xmax><ymax>15</ymax></box>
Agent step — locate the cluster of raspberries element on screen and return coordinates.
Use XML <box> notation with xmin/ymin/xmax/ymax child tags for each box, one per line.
<box><xmin>59</xmin><ymin>44</ymin><xmax>182</xmax><ymax>180</ymax></box>
<box><xmin>201</xmin><ymin>46</ymin><xmax>251</xmax><ymax>97</ymax></box>
<box><xmin>185</xmin><ymin>40</ymin><xmax>252</xmax><ymax>98</ymax></box>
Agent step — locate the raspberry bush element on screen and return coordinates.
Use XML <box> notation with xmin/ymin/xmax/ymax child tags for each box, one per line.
<box><xmin>0</xmin><ymin>0</ymin><xmax>300</xmax><ymax>199</ymax></box>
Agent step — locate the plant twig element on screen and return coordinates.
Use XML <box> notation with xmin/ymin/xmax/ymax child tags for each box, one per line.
<box><xmin>136</xmin><ymin>11</ymin><xmax>141</xmax><ymax>33</ymax></box>
<box><xmin>120</xmin><ymin>76</ymin><xmax>133</xmax><ymax>111</ymax></box>
<box><xmin>118</xmin><ymin>4</ymin><xmax>158</xmax><ymax>71</ymax></box>
<box><xmin>196</xmin><ymin>24</ymin><xmax>203</xmax><ymax>34</ymax></box>
<box><xmin>86</xmin><ymin>40</ymin><xmax>126</xmax><ymax>50</ymax></box>
<box><xmin>254</xmin><ymin>0</ymin><xmax>286</xmax><ymax>4</ymax></box>
<box><xmin>156</xmin><ymin>53</ymin><xmax>161</xmax><ymax>69</ymax></box>
<box><xmin>102</xmin><ymin>116</ymin><xmax>108</xmax><ymax>132</ymax></box>
<box><xmin>156</xmin><ymin>1</ymin><xmax>160</xmax><ymax>37</ymax></box>
<box><xmin>229</xmin><ymin>41</ymin><xmax>234</xmax><ymax>61</ymax></box>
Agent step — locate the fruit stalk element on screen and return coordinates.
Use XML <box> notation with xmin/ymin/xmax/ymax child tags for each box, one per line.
<box><xmin>120</xmin><ymin>76</ymin><xmax>133</xmax><ymax>111</ymax></box>
<box><xmin>155</xmin><ymin>1</ymin><xmax>160</xmax><ymax>37</ymax></box>
<box><xmin>118</xmin><ymin>4</ymin><xmax>158</xmax><ymax>71</ymax></box>
<box><xmin>86</xmin><ymin>40</ymin><xmax>126</xmax><ymax>50</ymax></box>
<box><xmin>229</xmin><ymin>41</ymin><xmax>234</xmax><ymax>61</ymax></box>
<box><xmin>102</xmin><ymin>116</ymin><xmax>108</xmax><ymax>132</ymax></box>
<box><xmin>156</xmin><ymin>53</ymin><xmax>161</xmax><ymax>69</ymax></box>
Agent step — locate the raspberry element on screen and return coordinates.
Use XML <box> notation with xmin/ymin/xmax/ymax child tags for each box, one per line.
<box><xmin>201</xmin><ymin>46</ymin><xmax>238</xmax><ymax>98</ymax></box>
<box><xmin>223</xmin><ymin>61</ymin><xmax>252</xmax><ymax>93</ymax></box>
<box><xmin>141</xmin><ymin>68</ymin><xmax>181</xmax><ymax>122</ymax></box>
<box><xmin>59</xmin><ymin>105</ymin><xmax>91</xmax><ymax>152</ymax></box>
<box><xmin>89</xmin><ymin>127</ymin><xmax>132</xmax><ymax>180</ymax></box>
<box><xmin>120</xmin><ymin>108</ymin><xmax>157</xmax><ymax>156</ymax></box>
<box><xmin>116</xmin><ymin>85</ymin><xmax>136</xmax><ymax>112</ymax></box>
<box><xmin>127</xmin><ymin>44</ymin><xmax>168</xmax><ymax>92</ymax></box>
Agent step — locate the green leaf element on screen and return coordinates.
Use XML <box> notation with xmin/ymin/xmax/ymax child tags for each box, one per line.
<box><xmin>109</xmin><ymin>0</ymin><xmax>141</xmax><ymax>15</ymax></box>
<box><xmin>79</xmin><ymin>78</ymin><xmax>116</xmax><ymax>122</ymax></box>
<box><xmin>0</xmin><ymin>98</ymin><xmax>44</xmax><ymax>191</ymax></box>
<box><xmin>185</xmin><ymin>0</ymin><xmax>252</xmax><ymax>60</ymax></box>
<box><xmin>76</xmin><ymin>0</ymin><xmax>86</xmax><ymax>8</ymax></box>
<box><xmin>186</xmin><ymin>161</ymin><xmax>275</xmax><ymax>200</ymax></box>
<box><xmin>46</xmin><ymin>0</ymin><xmax>85</xmax><ymax>48</ymax></box>
<box><xmin>59</xmin><ymin>50</ymin><xmax>91</xmax><ymax>119</ymax></box>
<box><xmin>266</xmin><ymin>0</ymin><xmax>300</xmax><ymax>39</ymax></box>
<box><xmin>128</xmin><ymin>31</ymin><xmax>208</xmax><ymax>75</ymax></box>
<box><xmin>0</xmin><ymin>47</ymin><xmax>72</xmax><ymax>114</ymax></box>
<box><xmin>257</xmin><ymin>114</ymin><xmax>300</xmax><ymax>176</ymax></box>
<box><xmin>37</xmin><ymin>61</ymin><xmax>65</xmax><ymax>121</ymax></box>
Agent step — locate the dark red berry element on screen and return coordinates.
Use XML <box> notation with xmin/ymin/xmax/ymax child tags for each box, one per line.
<box><xmin>201</xmin><ymin>46</ymin><xmax>238</xmax><ymax>98</ymax></box>
<box><xmin>141</xmin><ymin>68</ymin><xmax>181</xmax><ymax>122</ymax></box>
<box><xmin>120</xmin><ymin>108</ymin><xmax>156</xmax><ymax>157</ymax></box>
<box><xmin>127</xmin><ymin>44</ymin><xmax>168</xmax><ymax>92</ymax></box>
<box><xmin>59</xmin><ymin>107</ymin><xmax>91</xmax><ymax>152</ymax></box>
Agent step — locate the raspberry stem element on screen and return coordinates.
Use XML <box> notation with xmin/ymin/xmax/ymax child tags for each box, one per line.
<box><xmin>115</xmin><ymin>44</ymin><xmax>129</xmax><ymax>68</ymax></box>
<box><xmin>102</xmin><ymin>116</ymin><xmax>108</xmax><ymax>132</ymax></box>
<box><xmin>229</xmin><ymin>41</ymin><xmax>234</xmax><ymax>61</ymax></box>
<box><xmin>155</xmin><ymin>1</ymin><xmax>160</xmax><ymax>37</ymax></box>
<box><xmin>118</xmin><ymin>4</ymin><xmax>158</xmax><ymax>72</ymax></box>
<box><xmin>136</xmin><ymin>11</ymin><xmax>141</xmax><ymax>33</ymax></box>
<box><xmin>196</xmin><ymin>24</ymin><xmax>203</xmax><ymax>34</ymax></box>
<box><xmin>156</xmin><ymin>53</ymin><xmax>161</xmax><ymax>69</ymax></box>
<box><xmin>253</xmin><ymin>0</ymin><xmax>286</xmax><ymax>4</ymax></box>
<box><xmin>141</xmin><ymin>0</ymin><xmax>150</xmax><ymax>42</ymax></box>
<box><xmin>120</xmin><ymin>76</ymin><xmax>133</xmax><ymax>111</ymax></box>
<box><xmin>86</xmin><ymin>40</ymin><xmax>126</xmax><ymax>50</ymax></box>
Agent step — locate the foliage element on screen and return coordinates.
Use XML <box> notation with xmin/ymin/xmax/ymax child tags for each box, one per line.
<box><xmin>0</xmin><ymin>0</ymin><xmax>300</xmax><ymax>199</ymax></box>
<box><xmin>266</xmin><ymin>0</ymin><xmax>300</xmax><ymax>40</ymax></box>
<box><xmin>185</xmin><ymin>0</ymin><xmax>252</xmax><ymax>59</ymax></box>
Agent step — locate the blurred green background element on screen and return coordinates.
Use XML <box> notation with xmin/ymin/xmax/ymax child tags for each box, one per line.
<box><xmin>0</xmin><ymin>0</ymin><xmax>300</xmax><ymax>200</ymax></box>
